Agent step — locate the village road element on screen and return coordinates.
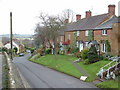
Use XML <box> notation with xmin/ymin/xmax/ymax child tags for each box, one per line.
<box><xmin>13</xmin><ymin>53</ymin><xmax>98</xmax><ymax>89</ymax></box>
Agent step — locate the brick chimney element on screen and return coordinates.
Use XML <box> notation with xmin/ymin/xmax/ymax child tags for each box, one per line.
<box><xmin>86</xmin><ymin>10</ymin><xmax>92</xmax><ymax>18</ymax></box>
<box><xmin>64</xmin><ymin>19</ymin><xmax>69</xmax><ymax>23</ymax></box>
<box><xmin>108</xmin><ymin>4</ymin><xmax>115</xmax><ymax>16</ymax></box>
<box><xmin>76</xmin><ymin>14</ymin><xmax>81</xmax><ymax>21</ymax></box>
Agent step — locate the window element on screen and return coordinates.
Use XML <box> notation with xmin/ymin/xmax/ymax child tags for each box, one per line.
<box><xmin>68</xmin><ymin>34</ymin><xmax>71</xmax><ymax>40</ymax></box>
<box><xmin>102</xmin><ymin>43</ymin><xmax>106</xmax><ymax>52</ymax></box>
<box><xmin>85</xmin><ymin>42</ymin><xmax>89</xmax><ymax>47</ymax></box>
<box><xmin>77</xmin><ymin>31</ymin><xmax>80</xmax><ymax>36</ymax></box>
<box><xmin>85</xmin><ymin>30</ymin><xmax>89</xmax><ymax>36</ymax></box>
<box><xmin>102</xmin><ymin>30</ymin><xmax>107</xmax><ymax>35</ymax></box>
<box><xmin>76</xmin><ymin>41</ymin><xmax>79</xmax><ymax>47</ymax></box>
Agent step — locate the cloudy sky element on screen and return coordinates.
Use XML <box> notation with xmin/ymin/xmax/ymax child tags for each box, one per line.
<box><xmin>0</xmin><ymin>0</ymin><xmax>119</xmax><ymax>35</ymax></box>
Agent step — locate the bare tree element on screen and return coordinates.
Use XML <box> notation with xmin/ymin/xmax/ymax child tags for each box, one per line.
<box><xmin>34</xmin><ymin>13</ymin><xmax>65</xmax><ymax>55</ymax></box>
<box><xmin>34</xmin><ymin>24</ymin><xmax>47</xmax><ymax>52</ymax></box>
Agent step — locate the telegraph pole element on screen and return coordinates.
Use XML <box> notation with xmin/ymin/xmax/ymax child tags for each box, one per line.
<box><xmin>10</xmin><ymin>12</ymin><xmax>13</xmax><ymax>60</ymax></box>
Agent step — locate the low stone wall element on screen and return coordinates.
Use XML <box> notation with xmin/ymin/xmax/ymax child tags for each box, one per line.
<box><xmin>4</xmin><ymin>52</ymin><xmax>25</xmax><ymax>88</ymax></box>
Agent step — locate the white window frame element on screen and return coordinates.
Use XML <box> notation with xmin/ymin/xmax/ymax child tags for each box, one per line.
<box><xmin>76</xmin><ymin>41</ymin><xmax>79</xmax><ymax>47</ymax></box>
<box><xmin>102</xmin><ymin>43</ymin><xmax>106</xmax><ymax>52</ymax></box>
<box><xmin>102</xmin><ymin>30</ymin><xmax>107</xmax><ymax>35</ymax></box>
<box><xmin>68</xmin><ymin>34</ymin><xmax>71</xmax><ymax>40</ymax></box>
<box><xmin>85</xmin><ymin>41</ymin><xmax>89</xmax><ymax>47</ymax></box>
<box><xmin>85</xmin><ymin>30</ymin><xmax>89</xmax><ymax>36</ymax></box>
<box><xmin>77</xmin><ymin>31</ymin><xmax>80</xmax><ymax>36</ymax></box>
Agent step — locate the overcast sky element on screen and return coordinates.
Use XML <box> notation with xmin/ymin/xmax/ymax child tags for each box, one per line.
<box><xmin>0</xmin><ymin>0</ymin><xmax>119</xmax><ymax>35</ymax></box>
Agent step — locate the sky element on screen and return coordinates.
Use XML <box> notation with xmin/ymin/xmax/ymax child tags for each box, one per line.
<box><xmin>0</xmin><ymin>0</ymin><xmax>119</xmax><ymax>35</ymax></box>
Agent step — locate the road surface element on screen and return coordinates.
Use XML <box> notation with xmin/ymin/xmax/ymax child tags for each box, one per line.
<box><xmin>13</xmin><ymin>53</ymin><xmax>98</xmax><ymax>88</ymax></box>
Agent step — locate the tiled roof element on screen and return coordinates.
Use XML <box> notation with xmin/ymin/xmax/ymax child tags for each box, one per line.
<box><xmin>95</xmin><ymin>16</ymin><xmax>118</xmax><ymax>30</ymax></box>
<box><xmin>64</xmin><ymin>13</ymin><xmax>111</xmax><ymax>31</ymax></box>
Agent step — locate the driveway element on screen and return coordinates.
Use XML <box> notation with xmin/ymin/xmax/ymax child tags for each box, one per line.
<box><xmin>13</xmin><ymin>53</ymin><xmax>98</xmax><ymax>88</ymax></box>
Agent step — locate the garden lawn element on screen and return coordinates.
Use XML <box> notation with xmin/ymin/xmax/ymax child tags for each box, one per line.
<box><xmin>29</xmin><ymin>54</ymin><xmax>82</xmax><ymax>78</ymax></box>
<box><xmin>96</xmin><ymin>78</ymin><xmax>119</xmax><ymax>88</ymax></box>
<box><xmin>78</xmin><ymin>60</ymin><xmax>112</xmax><ymax>82</ymax></box>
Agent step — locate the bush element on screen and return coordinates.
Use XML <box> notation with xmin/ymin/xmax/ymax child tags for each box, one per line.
<box><xmin>1</xmin><ymin>47</ymin><xmax>7</xmax><ymax>52</ymax></box>
<box><xmin>30</xmin><ymin>48</ymin><xmax>36</xmax><ymax>54</ymax></box>
<box><xmin>60</xmin><ymin>50</ymin><xmax>65</xmax><ymax>55</ymax></box>
<box><xmin>81</xmin><ymin>49</ymin><xmax>89</xmax><ymax>60</ymax></box>
<box><xmin>75</xmin><ymin>52</ymin><xmax>81</xmax><ymax>58</ymax></box>
<box><xmin>83</xmin><ymin>59</ymin><xmax>90</xmax><ymax>65</ymax></box>
<box><xmin>45</xmin><ymin>48</ymin><xmax>51</xmax><ymax>54</ymax></box>
<box><xmin>87</xmin><ymin>45</ymin><xmax>99</xmax><ymax>63</ymax></box>
<box><xmin>99</xmin><ymin>56</ymin><xmax>104</xmax><ymax>60</ymax></box>
<box><xmin>70</xmin><ymin>47</ymin><xmax>79</xmax><ymax>54</ymax></box>
<box><xmin>57</xmin><ymin>50</ymin><xmax>60</xmax><ymax>54</ymax></box>
<box><xmin>30</xmin><ymin>54</ymin><xmax>41</xmax><ymax>60</ymax></box>
<box><xmin>13</xmin><ymin>47</ymin><xmax>18</xmax><ymax>54</ymax></box>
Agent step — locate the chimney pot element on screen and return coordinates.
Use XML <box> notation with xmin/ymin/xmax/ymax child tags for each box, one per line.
<box><xmin>64</xmin><ymin>19</ymin><xmax>69</xmax><ymax>23</ymax></box>
<box><xmin>76</xmin><ymin>14</ymin><xmax>81</xmax><ymax>21</ymax></box>
<box><xmin>108</xmin><ymin>4</ymin><xmax>116</xmax><ymax>16</ymax></box>
<box><xmin>86</xmin><ymin>10</ymin><xmax>92</xmax><ymax>18</ymax></box>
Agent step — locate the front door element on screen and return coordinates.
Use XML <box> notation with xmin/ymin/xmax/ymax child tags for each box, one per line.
<box><xmin>79</xmin><ymin>43</ymin><xmax>83</xmax><ymax>52</ymax></box>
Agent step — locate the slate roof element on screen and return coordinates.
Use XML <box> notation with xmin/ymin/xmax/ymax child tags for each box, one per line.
<box><xmin>95</xmin><ymin>16</ymin><xmax>118</xmax><ymax>30</ymax></box>
<box><xmin>64</xmin><ymin>13</ymin><xmax>112</xmax><ymax>31</ymax></box>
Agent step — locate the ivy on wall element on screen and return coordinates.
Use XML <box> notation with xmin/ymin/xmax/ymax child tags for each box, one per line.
<box><xmin>88</xmin><ymin>30</ymin><xmax>93</xmax><ymax>41</ymax></box>
<box><xmin>105</xmin><ymin>40</ymin><xmax>111</xmax><ymax>55</ymax></box>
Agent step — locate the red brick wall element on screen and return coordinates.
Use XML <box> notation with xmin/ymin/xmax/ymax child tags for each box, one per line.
<box><xmin>94</xmin><ymin>29</ymin><xmax>112</xmax><ymax>54</ymax></box>
<box><xmin>94</xmin><ymin>29</ymin><xmax>112</xmax><ymax>36</ymax></box>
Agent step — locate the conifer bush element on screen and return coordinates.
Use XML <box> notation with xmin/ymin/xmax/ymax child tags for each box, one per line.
<box><xmin>87</xmin><ymin>45</ymin><xmax>99</xmax><ymax>63</ymax></box>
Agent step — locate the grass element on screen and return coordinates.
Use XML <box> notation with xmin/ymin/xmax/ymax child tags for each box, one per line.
<box><xmin>96</xmin><ymin>77</ymin><xmax>120</xmax><ymax>88</ymax></box>
<box><xmin>29</xmin><ymin>54</ymin><xmax>115</xmax><ymax>82</ymax></box>
<box><xmin>103</xmin><ymin>61</ymin><xmax>117</xmax><ymax>70</ymax></box>
<box><xmin>78</xmin><ymin>60</ymin><xmax>112</xmax><ymax>82</ymax></box>
<box><xmin>29</xmin><ymin>54</ymin><xmax>82</xmax><ymax>78</ymax></box>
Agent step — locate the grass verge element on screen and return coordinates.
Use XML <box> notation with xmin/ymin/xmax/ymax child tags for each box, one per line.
<box><xmin>29</xmin><ymin>54</ymin><xmax>82</xmax><ymax>78</ymax></box>
<box><xmin>78</xmin><ymin>60</ymin><xmax>112</xmax><ymax>82</ymax></box>
<box><xmin>96</xmin><ymin>76</ymin><xmax>120</xmax><ymax>88</ymax></box>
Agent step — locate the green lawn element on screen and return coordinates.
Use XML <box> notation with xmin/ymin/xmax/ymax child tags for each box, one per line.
<box><xmin>29</xmin><ymin>54</ymin><xmax>82</xmax><ymax>78</ymax></box>
<box><xmin>96</xmin><ymin>78</ymin><xmax>119</xmax><ymax>88</ymax></box>
<box><xmin>29</xmin><ymin>54</ymin><xmax>114</xmax><ymax>82</ymax></box>
<box><xmin>78</xmin><ymin>60</ymin><xmax>112</xmax><ymax>82</ymax></box>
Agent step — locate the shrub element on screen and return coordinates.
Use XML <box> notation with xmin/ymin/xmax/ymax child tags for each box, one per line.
<box><xmin>30</xmin><ymin>48</ymin><xmax>36</xmax><ymax>54</ymax></box>
<box><xmin>1</xmin><ymin>47</ymin><xmax>7</xmax><ymax>52</ymax></box>
<box><xmin>75</xmin><ymin>52</ymin><xmax>81</xmax><ymax>58</ymax></box>
<box><xmin>70</xmin><ymin>47</ymin><xmax>79</xmax><ymax>54</ymax></box>
<box><xmin>60</xmin><ymin>50</ymin><xmax>65</xmax><ymax>55</ymax></box>
<box><xmin>81</xmin><ymin>49</ymin><xmax>89</xmax><ymax>60</ymax></box>
<box><xmin>83</xmin><ymin>59</ymin><xmax>90</xmax><ymax>65</ymax></box>
<box><xmin>14</xmin><ymin>47</ymin><xmax>18</xmax><ymax>54</ymax></box>
<box><xmin>87</xmin><ymin>45</ymin><xmax>99</xmax><ymax>63</ymax></box>
<box><xmin>45</xmin><ymin>48</ymin><xmax>51</xmax><ymax>54</ymax></box>
<box><xmin>99</xmin><ymin>56</ymin><xmax>104</xmax><ymax>60</ymax></box>
<box><xmin>57</xmin><ymin>50</ymin><xmax>60</xmax><ymax>54</ymax></box>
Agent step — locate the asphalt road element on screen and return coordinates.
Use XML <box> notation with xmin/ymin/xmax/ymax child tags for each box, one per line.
<box><xmin>13</xmin><ymin>53</ymin><xmax>98</xmax><ymax>88</ymax></box>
